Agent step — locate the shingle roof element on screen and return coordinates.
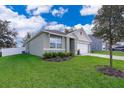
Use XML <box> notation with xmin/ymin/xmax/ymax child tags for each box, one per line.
<box><xmin>45</xmin><ymin>30</ymin><xmax>66</xmax><ymax>35</ymax></box>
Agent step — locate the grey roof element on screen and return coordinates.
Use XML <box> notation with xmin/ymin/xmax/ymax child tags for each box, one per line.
<box><xmin>88</xmin><ymin>35</ymin><xmax>102</xmax><ymax>42</ymax></box>
<box><xmin>26</xmin><ymin>29</ymin><xmax>67</xmax><ymax>43</ymax></box>
<box><xmin>45</xmin><ymin>30</ymin><xmax>66</xmax><ymax>35</ymax></box>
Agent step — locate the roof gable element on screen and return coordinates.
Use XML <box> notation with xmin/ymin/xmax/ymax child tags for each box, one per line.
<box><xmin>67</xmin><ymin>28</ymin><xmax>92</xmax><ymax>42</ymax></box>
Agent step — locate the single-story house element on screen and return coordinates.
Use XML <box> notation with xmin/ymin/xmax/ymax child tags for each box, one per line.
<box><xmin>88</xmin><ymin>35</ymin><xmax>102</xmax><ymax>51</ymax></box>
<box><xmin>25</xmin><ymin>28</ymin><xmax>92</xmax><ymax>57</ymax></box>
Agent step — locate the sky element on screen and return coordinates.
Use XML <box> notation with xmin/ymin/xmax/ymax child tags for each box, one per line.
<box><xmin>0</xmin><ymin>5</ymin><xmax>102</xmax><ymax>47</ymax></box>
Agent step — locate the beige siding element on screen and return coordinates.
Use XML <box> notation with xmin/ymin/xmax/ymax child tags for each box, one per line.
<box><xmin>27</xmin><ymin>34</ymin><xmax>44</xmax><ymax>57</ymax></box>
<box><xmin>62</xmin><ymin>37</ymin><xmax>66</xmax><ymax>49</ymax></box>
<box><xmin>65</xmin><ymin>37</ymin><xmax>70</xmax><ymax>52</ymax></box>
<box><xmin>42</xmin><ymin>33</ymin><xmax>49</xmax><ymax>49</ymax></box>
<box><xmin>74</xmin><ymin>40</ymin><xmax>77</xmax><ymax>54</ymax></box>
<box><xmin>26</xmin><ymin>32</ymin><xmax>67</xmax><ymax>57</ymax></box>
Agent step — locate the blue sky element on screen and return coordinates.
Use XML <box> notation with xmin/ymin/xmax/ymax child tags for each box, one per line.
<box><xmin>0</xmin><ymin>5</ymin><xmax>101</xmax><ymax>47</ymax></box>
<box><xmin>6</xmin><ymin>5</ymin><xmax>95</xmax><ymax>26</ymax></box>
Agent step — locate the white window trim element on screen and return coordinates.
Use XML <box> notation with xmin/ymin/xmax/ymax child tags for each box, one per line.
<box><xmin>43</xmin><ymin>48</ymin><xmax>65</xmax><ymax>51</ymax></box>
<box><xmin>49</xmin><ymin>35</ymin><xmax>62</xmax><ymax>48</ymax></box>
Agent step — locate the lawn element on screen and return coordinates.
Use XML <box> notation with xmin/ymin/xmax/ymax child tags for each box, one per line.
<box><xmin>0</xmin><ymin>54</ymin><xmax>124</xmax><ymax>87</ymax></box>
<box><xmin>92</xmin><ymin>51</ymin><xmax>124</xmax><ymax>56</ymax></box>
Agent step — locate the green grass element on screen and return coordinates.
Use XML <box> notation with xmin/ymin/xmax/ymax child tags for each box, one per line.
<box><xmin>0</xmin><ymin>54</ymin><xmax>124</xmax><ymax>87</ymax></box>
<box><xmin>92</xmin><ymin>51</ymin><xmax>124</xmax><ymax>56</ymax></box>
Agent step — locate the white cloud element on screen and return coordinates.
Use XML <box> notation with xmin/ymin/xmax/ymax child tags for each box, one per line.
<box><xmin>44</xmin><ymin>22</ymin><xmax>70</xmax><ymax>31</ymax></box>
<box><xmin>26</xmin><ymin>5</ymin><xmax>53</xmax><ymax>15</ymax></box>
<box><xmin>44</xmin><ymin>22</ymin><xmax>93</xmax><ymax>34</ymax></box>
<box><xmin>80</xmin><ymin>5</ymin><xmax>102</xmax><ymax>16</ymax></box>
<box><xmin>0</xmin><ymin>5</ymin><xmax>47</xmax><ymax>39</ymax></box>
<box><xmin>74</xmin><ymin>24</ymin><xmax>93</xmax><ymax>34</ymax></box>
<box><xmin>82</xmin><ymin>24</ymin><xmax>93</xmax><ymax>34</ymax></box>
<box><xmin>51</xmin><ymin>7</ymin><xmax>68</xmax><ymax>17</ymax></box>
<box><xmin>74</xmin><ymin>24</ymin><xmax>83</xmax><ymax>29</ymax></box>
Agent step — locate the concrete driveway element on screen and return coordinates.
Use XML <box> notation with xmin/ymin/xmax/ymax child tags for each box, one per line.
<box><xmin>86</xmin><ymin>54</ymin><xmax>124</xmax><ymax>61</ymax></box>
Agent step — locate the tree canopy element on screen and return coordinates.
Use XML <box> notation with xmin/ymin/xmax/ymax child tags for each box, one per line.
<box><xmin>92</xmin><ymin>5</ymin><xmax>124</xmax><ymax>44</ymax></box>
<box><xmin>92</xmin><ymin>5</ymin><xmax>124</xmax><ymax>67</ymax></box>
<box><xmin>0</xmin><ymin>20</ymin><xmax>17</xmax><ymax>48</ymax></box>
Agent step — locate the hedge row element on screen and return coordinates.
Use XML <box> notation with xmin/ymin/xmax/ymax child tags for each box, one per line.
<box><xmin>43</xmin><ymin>52</ymin><xmax>74</xmax><ymax>59</ymax></box>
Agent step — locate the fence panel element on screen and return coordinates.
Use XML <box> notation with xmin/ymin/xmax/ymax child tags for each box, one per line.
<box><xmin>1</xmin><ymin>47</ymin><xmax>25</xmax><ymax>57</ymax></box>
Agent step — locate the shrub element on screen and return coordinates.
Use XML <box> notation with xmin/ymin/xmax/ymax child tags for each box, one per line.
<box><xmin>43</xmin><ymin>52</ymin><xmax>53</xmax><ymax>59</ymax></box>
<box><xmin>58</xmin><ymin>52</ymin><xmax>65</xmax><ymax>58</ymax></box>
<box><xmin>43</xmin><ymin>52</ymin><xmax>74</xmax><ymax>59</ymax></box>
<box><xmin>70</xmin><ymin>52</ymin><xmax>74</xmax><ymax>56</ymax></box>
<box><xmin>52</xmin><ymin>52</ymin><xmax>58</xmax><ymax>57</ymax></box>
<box><xmin>64</xmin><ymin>52</ymin><xmax>69</xmax><ymax>57</ymax></box>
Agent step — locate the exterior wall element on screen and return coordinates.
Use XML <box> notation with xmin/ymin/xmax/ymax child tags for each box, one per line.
<box><xmin>43</xmin><ymin>34</ymin><xmax>66</xmax><ymax>53</ymax></box>
<box><xmin>42</xmin><ymin>33</ymin><xmax>49</xmax><ymax>49</ymax></box>
<box><xmin>65</xmin><ymin>37</ymin><xmax>70</xmax><ymax>52</ymax></box>
<box><xmin>76</xmin><ymin>40</ymin><xmax>91</xmax><ymax>54</ymax></box>
<box><xmin>73</xmin><ymin>30</ymin><xmax>90</xmax><ymax>42</ymax></box>
<box><xmin>88</xmin><ymin>44</ymin><xmax>91</xmax><ymax>53</ymax></box>
<box><xmin>74</xmin><ymin>40</ymin><xmax>78</xmax><ymax>54</ymax></box>
<box><xmin>67</xmin><ymin>30</ymin><xmax>91</xmax><ymax>54</ymax></box>
<box><xmin>89</xmin><ymin>35</ymin><xmax>102</xmax><ymax>51</ymax></box>
<box><xmin>102</xmin><ymin>42</ymin><xmax>109</xmax><ymax>50</ymax></box>
<box><xmin>26</xmin><ymin>34</ymin><xmax>44</xmax><ymax>57</ymax></box>
<box><xmin>26</xmin><ymin>33</ymin><xmax>67</xmax><ymax>57</ymax></box>
<box><xmin>62</xmin><ymin>37</ymin><xmax>66</xmax><ymax>49</ymax></box>
<box><xmin>26</xmin><ymin>29</ymin><xmax>92</xmax><ymax>57</ymax></box>
<box><xmin>67</xmin><ymin>29</ymin><xmax>91</xmax><ymax>54</ymax></box>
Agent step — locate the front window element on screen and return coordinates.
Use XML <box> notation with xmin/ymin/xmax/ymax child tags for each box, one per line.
<box><xmin>50</xmin><ymin>35</ymin><xmax>62</xmax><ymax>48</ymax></box>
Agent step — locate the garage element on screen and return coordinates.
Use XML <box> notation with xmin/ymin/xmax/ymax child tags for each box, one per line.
<box><xmin>77</xmin><ymin>43</ymin><xmax>89</xmax><ymax>55</ymax></box>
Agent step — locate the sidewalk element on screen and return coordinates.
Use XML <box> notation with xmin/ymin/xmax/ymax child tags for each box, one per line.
<box><xmin>85</xmin><ymin>53</ymin><xmax>124</xmax><ymax>61</ymax></box>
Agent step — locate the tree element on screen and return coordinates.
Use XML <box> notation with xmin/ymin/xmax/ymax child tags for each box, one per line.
<box><xmin>0</xmin><ymin>20</ymin><xmax>17</xmax><ymax>48</ymax></box>
<box><xmin>21</xmin><ymin>32</ymin><xmax>31</xmax><ymax>47</ymax></box>
<box><xmin>92</xmin><ymin>5</ymin><xmax>124</xmax><ymax>68</ymax></box>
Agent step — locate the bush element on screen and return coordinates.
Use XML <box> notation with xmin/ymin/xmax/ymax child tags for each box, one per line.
<box><xmin>65</xmin><ymin>52</ymin><xmax>70</xmax><ymax>57</ymax></box>
<box><xmin>70</xmin><ymin>52</ymin><xmax>74</xmax><ymax>56</ymax></box>
<box><xmin>57</xmin><ymin>52</ymin><xmax>65</xmax><ymax>58</ymax></box>
<box><xmin>52</xmin><ymin>52</ymin><xmax>58</xmax><ymax>57</ymax></box>
<box><xmin>43</xmin><ymin>52</ymin><xmax>53</xmax><ymax>59</ymax></box>
<box><xmin>43</xmin><ymin>52</ymin><xmax>74</xmax><ymax>59</ymax></box>
<box><xmin>91</xmin><ymin>50</ymin><xmax>95</xmax><ymax>53</ymax></box>
<box><xmin>64</xmin><ymin>52</ymin><xmax>74</xmax><ymax>57</ymax></box>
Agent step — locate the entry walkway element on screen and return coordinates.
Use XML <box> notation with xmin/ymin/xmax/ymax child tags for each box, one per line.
<box><xmin>85</xmin><ymin>53</ymin><xmax>124</xmax><ymax>61</ymax></box>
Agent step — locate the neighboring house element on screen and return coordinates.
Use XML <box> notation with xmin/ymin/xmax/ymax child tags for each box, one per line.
<box><xmin>88</xmin><ymin>35</ymin><xmax>102</xmax><ymax>51</ymax></box>
<box><xmin>102</xmin><ymin>41</ymin><xmax>124</xmax><ymax>50</ymax></box>
<box><xmin>25</xmin><ymin>28</ymin><xmax>92</xmax><ymax>57</ymax></box>
<box><xmin>102</xmin><ymin>42</ymin><xmax>109</xmax><ymax>50</ymax></box>
<box><xmin>113</xmin><ymin>42</ymin><xmax>124</xmax><ymax>48</ymax></box>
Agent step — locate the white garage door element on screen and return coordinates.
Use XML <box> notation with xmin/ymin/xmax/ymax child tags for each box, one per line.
<box><xmin>77</xmin><ymin>43</ymin><xmax>88</xmax><ymax>54</ymax></box>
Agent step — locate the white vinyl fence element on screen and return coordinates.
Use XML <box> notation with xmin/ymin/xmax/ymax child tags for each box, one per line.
<box><xmin>0</xmin><ymin>47</ymin><xmax>25</xmax><ymax>57</ymax></box>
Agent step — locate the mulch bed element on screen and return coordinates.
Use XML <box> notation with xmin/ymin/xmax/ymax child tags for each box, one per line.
<box><xmin>43</xmin><ymin>56</ymin><xmax>72</xmax><ymax>62</ymax></box>
<box><xmin>96</xmin><ymin>65</ymin><xmax>124</xmax><ymax>78</ymax></box>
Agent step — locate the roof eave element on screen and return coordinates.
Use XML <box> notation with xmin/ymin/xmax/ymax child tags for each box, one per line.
<box><xmin>26</xmin><ymin>30</ymin><xmax>67</xmax><ymax>43</ymax></box>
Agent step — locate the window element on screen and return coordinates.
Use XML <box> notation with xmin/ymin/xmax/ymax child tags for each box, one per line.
<box><xmin>80</xmin><ymin>30</ymin><xmax>82</xmax><ymax>35</ymax></box>
<box><xmin>50</xmin><ymin>35</ymin><xmax>62</xmax><ymax>48</ymax></box>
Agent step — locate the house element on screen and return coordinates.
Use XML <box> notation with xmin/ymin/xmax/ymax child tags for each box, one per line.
<box><xmin>88</xmin><ymin>35</ymin><xmax>102</xmax><ymax>51</ymax></box>
<box><xmin>113</xmin><ymin>42</ymin><xmax>124</xmax><ymax>48</ymax></box>
<box><xmin>25</xmin><ymin>28</ymin><xmax>92</xmax><ymax>57</ymax></box>
<box><xmin>102</xmin><ymin>42</ymin><xmax>109</xmax><ymax>50</ymax></box>
<box><xmin>102</xmin><ymin>41</ymin><xmax>124</xmax><ymax>51</ymax></box>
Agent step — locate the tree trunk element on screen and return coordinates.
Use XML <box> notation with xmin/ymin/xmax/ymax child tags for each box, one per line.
<box><xmin>109</xmin><ymin>42</ymin><xmax>113</xmax><ymax>68</ymax></box>
<box><xmin>109</xmin><ymin>5</ymin><xmax>113</xmax><ymax>68</ymax></box>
